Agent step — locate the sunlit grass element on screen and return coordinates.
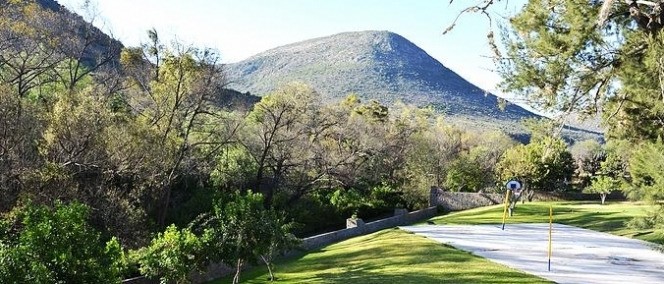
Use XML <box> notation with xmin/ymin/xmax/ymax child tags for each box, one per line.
<box><xmin>429</xmin><ymin>201</ymin><xmax>664</xmax><ymax>244</ymax></box>
<box><xmin>209</xmin><ymin>228</ymin><xmax>550</xmax><ymax>284</ymax></box>
<box><xmin>209</xmin><ymin>201</ymin><xmax>662</xmax><ymax>283</ymax></box>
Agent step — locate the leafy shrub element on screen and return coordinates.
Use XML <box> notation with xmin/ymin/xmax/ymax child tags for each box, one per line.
<box><xmin>133</xmin><ymin>225</ymin><xmax>203</xmax><ymax>284</ymax></box>
<box><xmin>202</xmin><ymin>191</ymin><xmax>298</xmax><ymax>284</ymax></box>
<box><xmin>445</xmin><ymin>156</ymin><xmax>484</xmax><ymax>192</ymax></box>
<box><xmin>0</xmin><ymin>202</ymin><xmax>125</xmax><ymax>283</ymax></box>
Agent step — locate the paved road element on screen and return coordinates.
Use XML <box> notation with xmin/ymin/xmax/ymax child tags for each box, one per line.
<box><xmin>401</xmin><ymin>224</ymin><xmax>664</xmax><ymax>284</ymax></box>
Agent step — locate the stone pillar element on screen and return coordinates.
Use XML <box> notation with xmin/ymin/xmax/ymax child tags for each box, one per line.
<box><xmin>346</xmin><ymin>218</ymin><xmax>365</xmax><ymax>229</ymax></box>
<box><xmin>429</xmin><ymin>186</ymin><xmax>440</xmax><ymax>207</ymax></box>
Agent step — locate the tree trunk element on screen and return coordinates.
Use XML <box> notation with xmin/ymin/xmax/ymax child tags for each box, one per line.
<box><xmin>601</xmin><ymin>193</ymin><xmax>607</xmax><ymax>205</ymax></box>
<box><xmin>233</xmin><ymin>258</ymin><xmax>243</xmax><ymax>284</ymax></box>
<box><xmin>508</xmin><ymin>198</ymin><xmax>516</xmax><ymax>217</ymax></box>
<box><xmin>261</xmin><ymin>255</ymin><xmax>275</xmax><ymax>281</ymax></box>
<box><xmin>157</xmin><ymin>183</ymin><xmax>172</xmax><ymax>226</ymax></box>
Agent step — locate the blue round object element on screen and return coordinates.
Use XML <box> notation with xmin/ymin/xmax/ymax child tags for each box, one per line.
<box><xmin>506</xmin><ymin>180</ymin><xmax>522</xmax><ymax>190</ymax></box>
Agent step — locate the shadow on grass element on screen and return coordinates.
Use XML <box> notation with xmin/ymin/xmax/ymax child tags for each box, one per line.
<box><xmin>311</xmin><ymin>269</ymin><xmax>551</xmax><ymax>284</ymax></box>
<box><xmin>433</xmin><ymin>203</ymin><xmax>627</xmax><ymax>226</ymax></box>
<box><xmin>426</xmin><ymin>202</ymin><xmax>664</xmax><ymax>245</ymax></box>
<box><xmin>561</xmin><ymin>211</ymin><xmax>627</xmax><ymax>232</ymax></box>
<box><xmin>208</xmin><ymin>228</ymin><xmax>550</xmax><ymax>284</ymax></box>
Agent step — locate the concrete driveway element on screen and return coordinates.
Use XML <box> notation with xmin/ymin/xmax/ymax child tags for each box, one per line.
<box><xmin>401</xmin><ymin>224</ymin><xmax>664</xmax><ymax>284</ymax></box>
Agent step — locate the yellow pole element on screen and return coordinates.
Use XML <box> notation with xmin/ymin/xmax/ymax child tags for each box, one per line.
<box><xmin>501</xmin><ymin>190</ymin><xmax>511</xmax><ymax>230</ymax></box>
<box><xmin>548</xmin><ymin>205</ymin><xmax>553</xmax><ymax>271</ymax></box>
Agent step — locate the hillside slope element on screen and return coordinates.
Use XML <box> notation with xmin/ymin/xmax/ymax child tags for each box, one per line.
<box><xmin>226</xmin><ymin>31</ymin><xmax>539</xmax><ymax>129</ymax></box>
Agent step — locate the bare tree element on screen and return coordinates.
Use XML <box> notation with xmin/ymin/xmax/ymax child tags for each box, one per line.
<box><xmin>121</xmin><ymin>31</ymin><xmax>232</xmax><ymax>225</ymax></box>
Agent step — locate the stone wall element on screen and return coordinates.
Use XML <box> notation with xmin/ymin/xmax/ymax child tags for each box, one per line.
<box><xmin>430</xmin><ymin>188</ymin><xmax>505</xmax><ymax>212</ymax></box>
<box><xmin>300</xmin><ymin>206</ymin><xmax>438</xmax><ymax>250</ymax></box>
<box><xmin>177</xmin><ymin>206</ymin><xmax>438</xmax><ymax>283</ymax></box>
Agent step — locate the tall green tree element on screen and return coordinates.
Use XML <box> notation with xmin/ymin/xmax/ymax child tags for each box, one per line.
<box><xmin>499</xmin><ymin>0</ymin><xmax>664</xmax><ymax>141</ymax></box>
<box><xmin>496</xmin><ymin>137</ymin><xmax>575</xmax><ymax>192</ymax></box>
<box><xmin>623</xmin><ymin>141</ymin><xmax>664</xmax><ymax>229</ymax></box>
<box><xmin>625</xmin><ymin>141</ymin><xmax>664</xmax><ymax>203</ymax></box>
<box><xmin>496</xmin><ymin>0</ymin><xmax>664</xmax><ymax>228</ymax></box>
<box><xmin>239</xmin><ymin>82</ymin><xmax>322</xmax><ymax>206</ymax></box>
<box><xmin>445</xmin><ymin>155</ymin><xmax>484</xmax><ymax>192</ymax></box>
<box><xmin>202</xmin><ymin>191</ymin><xmax>295</xmax><ymax>284</ymax></box>
<box><xmin>570</xmin><ymin>139</ymin><xmax>606</xmax><ymax>188</ymax></box>
<box><xmin>584</xmin><ymin>175</ymin><xmax>619</xmax><ymax>205</ymax></box>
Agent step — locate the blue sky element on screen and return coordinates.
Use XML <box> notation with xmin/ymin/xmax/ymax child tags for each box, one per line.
<box><xmin>59</xmin><ymin>0</ymin><xmax>528</xmax><ymax>101</ymax></box>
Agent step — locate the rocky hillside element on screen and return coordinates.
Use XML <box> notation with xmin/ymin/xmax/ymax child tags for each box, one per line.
<box><xmin>225</xmin><ymin>30</ymin><xmax>540</xmax><ymax>131</ymax></box>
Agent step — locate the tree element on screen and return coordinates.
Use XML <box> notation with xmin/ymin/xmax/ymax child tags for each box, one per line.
<box><xmin>600</xmin><ymin>139</ymin><xmax>631</xmax><ymax>180</ymax></box>
<box><xmin>570</xmin><ymin>139</ymin><xmax>606</xmax><ymax>188</ymax></box>
<box><xmin>623</xmin><ymin>141</ymin><xmax>664</xmax><ymax>229</ymax></box>
<box><xmin>445</xmin><ymin>155</ymin><xmax>485</xmax><ymax>192</ymax></box>
<box><xmin>239</xmin><ymin>82</ymin><xmax>323</xmax><ymax>206</ymax></box>
<box><xmin>444</xmin><ymin>130</ymin><xmax>517</xmax><ymax>193</ymax></box>
<box><xmin>0</xmin><ymin>202</ymin><xmax>125</xmax><ymax>283</ymax></box>
<box><xmin>134</xmin><ymin>224</ymin><xmax>203</xmax><ymax>284</ymax></box>
<box><xmin>49</xmin><ymin>1</ymin><xmax>122</xmax><ymax>92</ymax></box>
<box><xmin>202</xmin><ymin>191</ymin><xmax>296</xmax><ymax>284</ymax></box>
<box><xmin>121</xmin><ymin>30</ymin><xmax>231</xmax><ymax>226</ymax></box>
<box><xmin>210</xmin><ymin>145</ymin><xmax>258</xmax><ymax>191</ymax></box>
<box><xmin>406</xmin><ymin>118</ymin><xmax>463</xmax><ymax>190</ymax></box>
<box><xmin>0</xmin><ymin>83</ymin><xmax>43</xmax><ymax>211</ymax></box>
<box><xmin>584</xmin><ymin>176</ymin><xmax>619</xmax><ymax>205</ymax></box>
<box><xmin>522</xmin><ymin>118</ymin><xmax>561</xmax><ymax>142</ymax></box>
<box><xmin>490</xmin><ymin>0</ymin><xmax>664</xmax><ymax>229</ymax></box>
<box><xmin>446</xmin><ymin>0</ymin><xmax>664</xmax><ymax>68</ymax></box>
<box><xmin>498</xmin><ymin>1</ymin><xmax>664</xmax><ymax>140</ymax></box>
<box><xmin>0</xmin><ymin>2</ymin><xmax>155</xmax><ymax>246</ymax></box>
<box><xmin>496</xmin><ymin>137</ymin><xmax>576</xmax><ymax>193</ymax></box>
<box><xmin>624</xmin><ymin>141</ymin><xmax>664</xmax><ymax>202</ymax></box>
<box><xmin>0</xmin><ymin>0</ymin><xmax>121</xmax><ymax>97</ymax></box>
<box><xmin>258</xmin><ymin>210</ymin><xmax>299</xmax><ymax>282</ymax></box>
<box><xmin>0</xmin><ymin>0</ymin><xmax>66</xmax><ymax>97</ymax></box>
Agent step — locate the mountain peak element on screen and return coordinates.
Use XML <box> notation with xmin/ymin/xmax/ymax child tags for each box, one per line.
<box><xmin>244</xmin><ymin>30</ymin><xmax>408</xmax><ymax>60</ymax></box>
<box><xmin>226</xmin><ymin>30</ymin><xmax>539</xmax><ymax>132</ymax></box>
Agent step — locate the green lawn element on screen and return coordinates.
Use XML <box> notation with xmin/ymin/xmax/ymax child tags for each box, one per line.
<box><xmin>211</xmin><ymin>201</ymin><xmax>662</xmax><ymax>283</ymax></box>
<box><xmin>430</xmin><ymin>201</ymin><xmax>664</xmax><ymax>244</ymax></box>
<box><xmin>209</xmin><ymin>228</ymin><xmax>551</xmax><ymax>284</ymax></box>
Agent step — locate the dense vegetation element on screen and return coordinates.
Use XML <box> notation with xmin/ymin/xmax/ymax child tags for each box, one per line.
<box><xmin>2</xmin><ymin>0</ymin><xmax>664</xmax><ymax>283</ymax></box>
<box><xmin>451</xmin><ymin>0</ymin><xmax>664</xmax><ymax>233</ymax></box>
<box><xmin>492</xmin><ymin>0</ymin><xmax>664</xmax><ymax>230</ymax></box>
<box><xmin>0</xmin><ymin>1</ymin><xmax>545</xmax><ymax>282</ymax></box>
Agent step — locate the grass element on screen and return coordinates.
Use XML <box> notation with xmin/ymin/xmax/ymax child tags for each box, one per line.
<box><xmin>210</xmin><ymin>201</ymin><xmax>662</xmax><ymax>283</ymax></box>
<box><xmin>209</xmin><ymin>228</ymin><xmax>551</xmax><ymax>284</ymax></box>
<box><xmin>429</xmin><ymin>201</ymin><xmax>664</xmax><ymax>244</ymax></box>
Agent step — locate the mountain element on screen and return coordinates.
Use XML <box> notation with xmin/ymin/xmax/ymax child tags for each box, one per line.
<box><xmin>225</xmin><ymin>30</ymin><xmax>542</xmax><ymax>133</ymax></box>
<box><xmin>34</xmin><ymin>0</ymin><xmax>64</xmax><ymax>11</ymax></box>
<box><xmin>2</xmin><ymin>0</ymin><xmax>124</xmax><ymax>69</ymax></box>
<box><xmin>15</xmin><ymin>3</ymin><xmax>598</xmax><ymax>139</ymax></box>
